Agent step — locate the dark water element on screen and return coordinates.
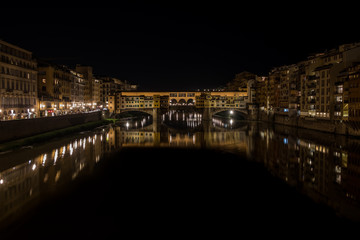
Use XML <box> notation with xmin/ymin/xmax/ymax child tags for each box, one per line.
<box><xmin>1</xmin><ymin>112</ymin><xmax>360</xmax><ymax>237</ymax></box>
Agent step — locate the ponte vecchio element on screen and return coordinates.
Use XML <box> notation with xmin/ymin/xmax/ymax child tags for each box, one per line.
<box><xmin>108</xmin><ymin>91</ymin><xmax>252</xmax><ymax>121</ymax></box>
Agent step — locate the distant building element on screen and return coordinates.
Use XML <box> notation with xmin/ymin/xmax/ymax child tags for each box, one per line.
<box><xmin>99</xmin><ymin>76</ymin><xmax>137</xmax><ymax>109</ymax></box>
<box><xmin>0</xmin><ymin>39</ymin><xmax>38</xmax><ymax>120</ymax></box>
<box><xmin>226</xmin><ymin>71</ymin><xmax>255</xmax><ymax>91</ymax></box>
<box><xmin>37</xmin><ymin>61</ymin><xmax>85</xmax><ymax>116</ymax></box>
<box><xmin>75</xmin><ymin>65</ymin><xmax>101</xmax><ymax>108</ymax></box>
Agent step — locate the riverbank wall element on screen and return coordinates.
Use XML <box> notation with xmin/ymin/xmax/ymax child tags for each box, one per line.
<box><xmin>0</xmin><ymin>111</ymin><xmax>102</xmax><ymax>143</ymax></box>
<box><xmin>258</xmin><ymin>111</ymin><xmax>360</xmax><ymax>136</ymax></box>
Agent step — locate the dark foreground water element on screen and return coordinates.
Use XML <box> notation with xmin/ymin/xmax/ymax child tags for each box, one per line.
<box><xmin>1</xmin><ymin>113</ymin><xmax>360</xmax><ymax>237</ymax></box>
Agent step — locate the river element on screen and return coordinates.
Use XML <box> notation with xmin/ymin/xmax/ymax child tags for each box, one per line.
<box><xmin>1</xmin><ymin>111</ymin><xmax>360</xmax><ymax>237</ymax></box>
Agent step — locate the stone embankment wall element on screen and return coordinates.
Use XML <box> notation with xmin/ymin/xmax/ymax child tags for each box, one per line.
<box><xmin>259</xmin><ymin>112</ymin><xmax>360</xmax><ymax>137</ymax></box>
<box><xmin>0</xmin><ymin>111</ymin><xmax>102</xmax><ymax>143</ymax></box>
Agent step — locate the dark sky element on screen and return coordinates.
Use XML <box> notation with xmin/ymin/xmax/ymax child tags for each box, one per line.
<box><xmin>1</xmin><ymin>3</ymin><xmax>359</xmax><ymax>91</ymax></box>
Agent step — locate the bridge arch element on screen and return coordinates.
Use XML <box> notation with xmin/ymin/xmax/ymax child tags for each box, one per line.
<box><xmin>211</xmin><ymin>108</ymin><xmax>248</xmax><ymax>119</ymax></box>
<box><xmin>116</xmin><ymin>109</ymin><xmax>154</xmax><ymax>119</ymax></box>
<box><xmin>170</xmin><ymin>99</ymin><xmax>177</xmax><ymax>106</ymax></box>
<box><xmin>178</xmin><ymin>99</ymin><xmax>187</xmax><ymax>105</ymax></box>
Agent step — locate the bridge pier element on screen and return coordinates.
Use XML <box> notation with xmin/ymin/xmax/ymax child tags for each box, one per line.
<box><xmin>152</xmin><ymin>108</ymin><xmax>161</xmax><ymax>132</ymax></box>
<box><xmin>201</xmin><ymin>107</ymin><xmax>212</xmax><ymax>121</ymax></box>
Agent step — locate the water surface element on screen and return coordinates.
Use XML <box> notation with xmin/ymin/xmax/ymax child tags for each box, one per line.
<box><xmin>1</xmin><ymin>112</ymin><xmax>360</xmax><ymax>237</ymax></box>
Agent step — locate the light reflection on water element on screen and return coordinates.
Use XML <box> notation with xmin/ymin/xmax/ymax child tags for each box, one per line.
<box><xmin>1</xmin><ymin>113</ymin><xmax>360</xmax><ymax>225</ymax></box>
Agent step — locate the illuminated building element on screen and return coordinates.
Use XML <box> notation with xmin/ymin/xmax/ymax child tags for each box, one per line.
<box><xmin>37</xmin><ymin>61</ymin><xmax>85</xmax><ymax>116</ymax></box>
<box><xmin>0</xmin><ymin>39</ymin><xmax>38</xmax><ymax>120</ymax></box>
<box><xmin>75</xmin><ymin>65</ymin><xmax>101</xmax><ymax>109</ymax></box>
<box><xmin>335</xmin><ymin>63</ymin><xmax>360</xmax><ymax>123</ymax></box>
<box><xmin>268</xmin><ymin>68</ymin><xmax>281</xmax><ymax>112</ymax></box>
<box><xmin>256</xmin><ymin>76</ymin><xmax>269</xmax><ymax>112</ymax></box>
<box><xmin>99</xmin><ymin>76</ymin><xmax>137</xmax><ymax>109</ymax></box>
<box><xmin>300</xmin><ymin>43</ymin><xmax>360</xmax><ymax>120</ymax></box>
<box><xmin>274</xmin><ymin>64</ymin><xmax>300</xmax><ymax>115</ymax></box>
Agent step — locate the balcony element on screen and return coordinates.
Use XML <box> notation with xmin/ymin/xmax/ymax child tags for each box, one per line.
<box><xmin>334</xmin><ymin>105</ymin><xmax>342</xmax><ymax>112</ymax></box>
<box><xmin>307</xmin><ymin>99</ymin><xmax>316</xmax><ymax>104</ymax></box>
<box><xmin>334</xmin><ymin>80</ymin><xmax>344</xmax><ymax>86</ymax></box>
<box><xmin>307</xmin><ymin>91</ymin><xmax>316</xmax><ymax>96</ymax></box>
<box><xmin>307</xmin><ymin>83</ymin><xmax>317</xmax><ymax>89</ymax></box>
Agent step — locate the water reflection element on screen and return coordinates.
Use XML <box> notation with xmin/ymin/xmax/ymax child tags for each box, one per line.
<box><xmin>253</xmin><ymin>124</ymin><xmax>360</xmax><ymax>221</ymax></box>
<box><xmin>1</xmin><ymin>115</ymin><xmax>360</xmax><ymax>226</ymax></box>
<box><xmin>0</xmin><ymin>129</ymin><xmax>106</xmax><ymax>225</ymax></box>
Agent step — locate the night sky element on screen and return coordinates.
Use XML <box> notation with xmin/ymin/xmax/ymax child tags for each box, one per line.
<box><xmin>2</xmin><ymin>3</ymin><xmax>359</xmax><ymax>91</ymax></box>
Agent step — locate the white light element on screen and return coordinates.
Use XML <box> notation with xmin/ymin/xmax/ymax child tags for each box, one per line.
<box><xmin>0</xmin><ymin>179</ymin><xmax>3</xmax><ymax>184</ymax></box>
<box><xmin>32</xmin><ymin>164</ymin><xmax>36</xmax><ymax>171</ymax></box>
<box><xmin>230</xmin><ymin>110</ymin><xmax>234</xmax><ymax>115</ymax></box>
<box><xmin>54</xmin><ymin>149</ymin><xmax>58</xmax><ymax>164</ymax></box>
<box><xmin>42</xmin><ymin>154</ymin><xmax>47</xmax><ymax>166</ymax></box>
<box><xmin>62</xmin><ymin>146</ymin><xmax>66</xmax><ymax>156</ymax></box>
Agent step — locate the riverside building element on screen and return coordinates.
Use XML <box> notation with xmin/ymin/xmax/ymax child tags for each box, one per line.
<box><xmin>0</xmin><ymin>39</ymin><xmax>38</xmax><ymax>120</ymax></box>
<box><xmin>37</xmin><ymin>61</ymin><xmax>85</xmax><ymax>116</ymax></box>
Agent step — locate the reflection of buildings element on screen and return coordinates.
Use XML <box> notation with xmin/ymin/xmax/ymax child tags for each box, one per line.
<box><xmin>254</xmin><ymin>124</ymin><xmax>360</xmax><ymax>220</ymax></box>
<box><xmin>0</xmin><ymin>130</ymin><xmax>108</xmax><ymax>226</ymax></box>
<box><xmin>0</xmin><ymin>160</ymin><xmax>40</xmax><ymax>223</ymax></box>
<box><xmin>342</xmin><ymin>142</ymin><xmax>360</xmax><ymax>204</ymax></box>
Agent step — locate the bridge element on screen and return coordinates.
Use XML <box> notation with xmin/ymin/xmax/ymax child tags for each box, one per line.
<box><xmin>109</xmin><ymin>91</ymin><xmax>251</xmax><ymax>121</ymax></box>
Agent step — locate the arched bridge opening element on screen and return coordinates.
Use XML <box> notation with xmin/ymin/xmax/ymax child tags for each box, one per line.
<box><xmin>170</xmin><ymin>98</ymin><xmax>195</xmax><ymax>106</ymax></box>
<box><xmin>212</xmin><ymin>109</ymin><xmax>248</xmax><ymax>120</ymax></box>
<box><xmin>115</xmin><ymin>110</ymin><xmax>153</xmax><ymax>120</ymax></box>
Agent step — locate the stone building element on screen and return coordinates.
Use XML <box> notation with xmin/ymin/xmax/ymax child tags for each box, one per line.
<box><xmin>0</xmin><ymin>39</ymin><xmax>38</xmax><ymax>120</ymax></box>
<box><xmin>37</xmin><ymin>61</ymin><xmax>85</xmax><ymax>116</ymax></box>
<box><xmin>75</xmin><ymin>65</ymin><xmax>101</xmax><ymax>109</ymax></box>
<box><xmin>299</xmin><ymin>43</ymin><xmax>360</xmax><ymax>120</ymax></box>
<box><xmin>99</xmin><ymin>76</ymin><xmax>137</xmax><ymax>108</ymax></box>
<box><xmin>268</xmin><ymin>67</ymin><xmax>281</xmax><ymax>112</ymax></box>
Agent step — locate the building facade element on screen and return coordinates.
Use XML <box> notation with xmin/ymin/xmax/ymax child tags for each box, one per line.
<box><xmin>37</xmin><ymin>61</ymin><xmax>85</xmax><ymax>116</ymax></box>
<box><xmin>256</xmin><ymin>42</ymin><xmax>360</xmax><ymax>123</ymax></box>
<box><xmin>0</xmin><ymin>40</ymin><xmax>38</xmax><ymax>120</ymax></box>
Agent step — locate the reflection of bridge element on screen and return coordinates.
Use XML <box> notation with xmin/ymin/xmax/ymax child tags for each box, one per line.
<box><xmin>111</xmin><ymin>91</ymin><xmax>251</xmax><ymax>121</ymax></box>
<box><xmin>116</xmin><ymin>126</ymin><xmax>249</xmax><ymax>152</ymax></box>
